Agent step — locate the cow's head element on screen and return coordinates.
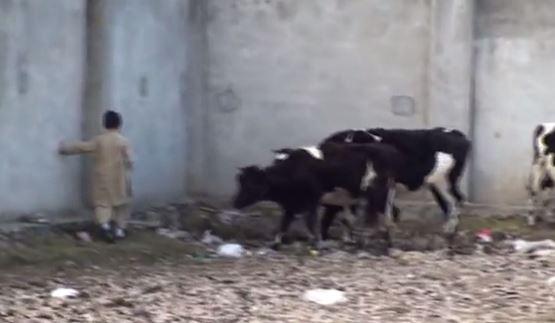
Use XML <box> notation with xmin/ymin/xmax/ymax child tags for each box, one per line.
<box><xmin>233</xmin><ymin>166</ymin><xmax>269</xmax><ymax>209</ymax></box>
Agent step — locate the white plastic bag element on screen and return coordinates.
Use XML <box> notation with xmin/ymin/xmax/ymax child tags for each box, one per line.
<box><xmin>217</xmin><ymin>243</ymin><xmax>245</xmax><ymax>258</ymax></box>
<box><xmin>50</xmin><ymin>288</ymin><xmax>79</xmax><ymax>299</ymax></box>
<box><xmin>302</xmin><ymin>289</ymin><xmax>347</xmax><ymax>305</ymax></box>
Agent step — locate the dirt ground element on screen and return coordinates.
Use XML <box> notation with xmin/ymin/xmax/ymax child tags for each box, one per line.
<box><xmin>1</xmin><ymin>215</ymin><xmax>555</xmax><ymax>323</ymax></box>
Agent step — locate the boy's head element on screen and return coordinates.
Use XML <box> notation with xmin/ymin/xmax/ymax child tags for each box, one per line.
<box><xmin>103</xmin><ymin>110</ymin><xmax>122</xmax><ymax>130</ymax></box>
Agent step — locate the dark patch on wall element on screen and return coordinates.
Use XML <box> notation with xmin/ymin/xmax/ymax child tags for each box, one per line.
<box><xmin>139</xmin><ymin>76</ymin><xmax>149</xmax><ymax>97</ymax></box>
<box><xmin>16</xmin><ymin>53</ymin><xmax>28</xmax><ymax>96</ymax></box>
<box><xmin>477</xmin><ymin>0</ymin><xmax>555</xmax><ymax>38</ymax></box>
<box><xmin>0</xmin><ymin>32</ymin><xmax>6</xmax><ymax>107</ymax></box>
<box><xmin>0</xmin><ymin>0</ymin><xmax>13</xmax><ymax>12</ymax></box>
<box><xmin>390</xmin><ymin>95</ymin><xmax>415</xmax><ymax>116</ymax></box>
<box><xmin>275</xmin><ymin>1</ymin><xmax>297</xmax><ymax>21</ymax></box>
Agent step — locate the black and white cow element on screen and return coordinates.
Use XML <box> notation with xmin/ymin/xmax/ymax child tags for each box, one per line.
<box><xmin>527</xmin><ymin>123</ymin><xmax>555</xmax><ymax>225</ymax></box>
<box><xmin>319</xmin><ymin>127</ymin><xmax>471</xmax><ymax>238</ymax></box>
<box><xmin>232</xmin><ymin>142</ymin><xmax>404</xmax><ymax>249</ymax></box>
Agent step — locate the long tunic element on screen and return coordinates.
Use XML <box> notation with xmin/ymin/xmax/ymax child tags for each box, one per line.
<box><xmin>60</xmin><ymin>130</ymin><xmax>133</xmax><ymax>207</ymax></box>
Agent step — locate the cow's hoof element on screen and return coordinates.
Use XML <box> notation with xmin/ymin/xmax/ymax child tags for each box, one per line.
<box><xmin>311</xmin><ymin>241</ymin><xmax>323</xmax><ymax>250</ymax></box>
<box><xmin>527</xmin><ymin>215</ymin><xmax>537</xmax><ymax>226</ymax></box>
<box><xmin>442</xmin><ymin>219</ymin><xmax>459</xmax><ymax>235</ymax></box>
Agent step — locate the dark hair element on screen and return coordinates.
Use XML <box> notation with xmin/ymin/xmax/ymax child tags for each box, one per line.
<box><xmin>103</xmin><ymin>110</ymin><xmax>122</xmax><ymax>129</ymax></box>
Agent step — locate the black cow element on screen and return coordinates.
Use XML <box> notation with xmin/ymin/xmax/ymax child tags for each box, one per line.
<box><xmin>232</xmin><ymin>143</ymin><xmax>404</xmax><ymax>249</ymax></box>
<box><xmin>319</xmin><ymin>127</ymin><xmax>471</xmax><ymax>238</ymax></box>
<box><xmin>528</xmin><ymin>123</ymin><xmax>555</xmax><ymax>225</ymax></box>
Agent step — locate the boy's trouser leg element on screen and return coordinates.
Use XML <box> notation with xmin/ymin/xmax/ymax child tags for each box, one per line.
<box><xmin>114</xmin><ymin>205</ymin><xmax>130</xmax><ymax>229</ymax></box>
<box><xmin>95</xmin><ymin>206</ymin><xmax>112</xmax><ymax>226</ymax></box>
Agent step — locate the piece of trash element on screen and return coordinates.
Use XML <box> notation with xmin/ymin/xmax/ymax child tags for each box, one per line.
<box><xmin>76</xmin><ymin>231</ymin><xmax>92</xmax><ymax>243</ymax></box>
<box><xmin>50</xmin><ymin>288</ymin><xmax>79</xmax><ymax>299</ymax></box>
<box><xmin>217</xmin><ymin>210</ymin><xmax>242</xmax><ymax>225</ymax></box>
<box><xmin>19</xmin><ymin>214</ymin><xmax>50</xmax><ymax>224</ymax></box>
<box><xmin>302</xmin><ymin>289</ymin><xmax>347</xmax><ymax>305</ymax></box>
<box><xmin>156</xmin><ymin>228</ymin><xmax>191</xmax><ymax>240</ymax></box>
<box><xmin>309</xmin><ymin>249</ymin><xmax>319</xmax><ymax>256</ymax></box>
<box><xmin>476</xmin><ymin>228</ymin><xmax>492</xmax><ymax>243</ymax></box>
<box><xmin>201</xmin><ymin>230</ymin><xmax>224</xmax><ymax>245</ymax></box>
<box><xmin>255</xmin><ymin>248</ymin><xmax>276</xmax><ymax>257</ymax></box>
<box><xmin>533</xmin><ymin>249</ymin><xmax>555</xmax><ymax>257</ymax></box>
<box><xmin>547</xmin><ymin>276</ymin><xmax>555</xmax><ymax>286</ymax></box>
<box><xmin>217</xmin><ymin>243</ymin><xmax>245</xmax><ymax>258</ymax></box>
<box><xmin>511</xmin><ymin>239</ymin><xmax>555</xmax><ymax>253</ymax></box>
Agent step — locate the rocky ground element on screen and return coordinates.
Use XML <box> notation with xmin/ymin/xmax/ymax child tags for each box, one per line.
<box><xmin>1</xmin><ymin>243</ymin><xmax>555</xmax><ymax>323</ymax></box>
<box><xmin>1</xmin><ymin>205</ymin><xmax>555</xmax><ymax>322</ymax></box>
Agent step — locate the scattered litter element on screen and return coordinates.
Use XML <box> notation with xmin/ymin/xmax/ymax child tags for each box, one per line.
<box><xmin>302</xmin><ymin>289</ymin><xmax>347</xmax><ymax>305</ymax></box>
<box><xmin>309</xmin><ymin>249</ymin><xmax>319</xmax><ymax>257</ymax></box>
<box><xmin>201</xmin><ymin>230</ymin><xmax>224</xmax><ymax>245</ymax></box>
<box><xmin>511</xmin><ymin>239</ymin><xmax>555</xmax><ymax>253</ymax></box>
<box><xmin>217</xmin><ymin>210</ymin><xmax>242</xmax><ymax>225</ymax></box>
<box><xmin>156</xmin><ymin>228</ymin><xmax>191</xmax><ymax>240</ymax></box>
<box><xmin>76</xmin><ymin>231</ymin><xmax>92</xmax><ymax>243</ymax></box>
<box><xmin>255</xmin><ymin>248</ymin><xmax>277</xmax><ymax>257</ymax></box>
<box><xmin>217</xmin><ymin>243</ymin><xmax>245</xmax><ymax>258</ymax></box>
<box><xmin>476</xmin><ymin>228</ymin><xmax>492</xmax><ymax>243</ymax></box>
<box><xmin>19</xmin><ymin>214</ymin><xmax>49</xmax><ymax>224</ymax></box>
<box><xmin>532</xmin><ymin>249</ymin><xmax>555</xmax><ymax>257</ymax></box>
<box><xmin>50</xmin><ymin>288</ymin><xmax>80</xmax><ymax>299</ymax></box>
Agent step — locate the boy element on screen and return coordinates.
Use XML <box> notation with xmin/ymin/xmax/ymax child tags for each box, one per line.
<box><xmin>59</xmin><ymin>110</ymin><xmax>133</xmax><ymax>242</ymax></box>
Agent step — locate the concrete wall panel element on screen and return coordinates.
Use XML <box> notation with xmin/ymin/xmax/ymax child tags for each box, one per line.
<box><xmin>0</xmin><ymin>0</ymin><xmax>86</xmax><ymax>213</ymax></box>
<box><xmin>473</xmin><ymin>0</ymin><xmax>555</xmax><ymax>204</ymax></box>
<box><xmin>203</xmin><ymin>0</ymin><xmax>432</xmax><ymax>196</ymax></box>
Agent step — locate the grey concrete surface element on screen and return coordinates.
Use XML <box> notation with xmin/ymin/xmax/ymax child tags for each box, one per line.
<box><xmin>472</xmin><ymin>0</ymin><xmax>555</xmax><ymax>204</ymax></box>
<box><xmin>0</xmin><ymin>0</ymin><xmax>86</xmax><ymax>213</ymax></box>
<box><xmin>202</xmin><ymin>0</ymin><xmax>433</xmax><ymax>196</ymax></box>
<box><xmin>84</xmin><ymin>0</ymin><xmax>191</xmax><ymax>206</ymax></box>
<box><xmin>0</xmin><ymin>0</ymin><xmax>553</xmax><ymax>217</ymax></box>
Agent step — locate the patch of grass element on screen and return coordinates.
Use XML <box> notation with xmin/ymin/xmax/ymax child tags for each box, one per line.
<box><xmin>0</xmin><ymin>230</ymin><xmax>203</xmax><ymax>270</ymax></box>
<box><xmin>460</xmin><ymin>215</ymin><xmax>555</xmax><ymax>240</ymax></box>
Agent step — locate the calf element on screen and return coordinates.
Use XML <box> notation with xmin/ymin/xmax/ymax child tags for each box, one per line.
<box><xmin>527</xmin><ymin>123</ymin><xmax>555</xmax><ymax>225</ymax></box>
<box><xmin>232</xmin><ymin>143</ymin><xmax>403</xmax><ymax>249</ymax></box>
<box><xmin>319</xmin><ymin>127</ymin><xmax>471</xmax><ymax>238</ymax></box>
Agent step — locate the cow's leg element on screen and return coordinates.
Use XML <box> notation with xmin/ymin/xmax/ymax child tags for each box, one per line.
<box><xmin>448</xmin><ymin>170</ymin><xmax>465</xmax><ymax>206</ymax></box>
<box><xmin>272</xmin><ymin>210</ymin><xmax>295</xmax><ymax>249</ymax></box>
<box><xmin>429</xmin><ymin>184</ymin><xmax>449</xmax><ymax>216</ymax></box>
<box><xmin>527</xmin><ymin>162</ymin><xmax>544</xmax><ymax>226</ymax></box>
<box><xmin>304</xmin><ymin>205</ymin><xmax>322</xmax><ymax>249</ymax></box>
<box><xmin>381</xmin><ymin>181</ymin><xmax>398</xmax><ymax>250</ymax></box>
<box><xmin>429</xmin><ymin>181</ymin><xmax>459</xmax><ymax>234</ymax></box>
<box><xmin>320</xmin><ymin>205</ymin><xmax>341</xmax><ymax>241</ymax></box>
<box><xmin>339</xmin><ymin>205</ymin><xmax>357</xmax><ymax>243</ymax></box>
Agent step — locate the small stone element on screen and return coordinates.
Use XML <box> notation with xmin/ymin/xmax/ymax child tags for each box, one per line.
<box><xmin>76</xmin><ymin>231</ymin><xmax>92</xmax><ymax>243</ymax></box>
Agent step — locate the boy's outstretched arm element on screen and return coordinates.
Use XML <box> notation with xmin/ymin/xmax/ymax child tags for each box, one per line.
<box><xmin>58</xmin><ymin>140</ymin><xmax>96</xmax><ymax>155</ymax></box>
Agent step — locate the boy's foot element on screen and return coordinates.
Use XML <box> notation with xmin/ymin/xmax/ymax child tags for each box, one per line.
<box><xmin>114</xmin><ymin>228</ymin><xmax>126</xmax><ymax>240</ymax></box>
<box><xmin>99</xmin><ymin>223</ymin><xmax>115</xmax><ymax>243</ymax></box>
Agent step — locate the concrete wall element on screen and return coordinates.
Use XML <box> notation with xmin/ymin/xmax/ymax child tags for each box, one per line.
<box><xmin>0</xmin><ymin>0</ymin><xmax>198</xmax><ymax>216</ymax></box>
<box><xmin>473</xmin><ymin>0</ymin><xmax>555</xmax><ymax>204</ymax></box>
<box><xmin>86</xmin><ymin>0</ymin><xmax>191</xmax><ymax>206</ymax></box>
<box><xmin>0</xmin><ymin>0</ymin><xmax>86</xmax><ymax>214</ymax></box>
<box><xmin>1</xmin><ymin>0</ymin><xmax>554</xmax><ymax>215</ymax></box>
<box><xmin>202</xmin><ymin>0</ymin><xmax>434</xmax><ymax>197</ymax></box>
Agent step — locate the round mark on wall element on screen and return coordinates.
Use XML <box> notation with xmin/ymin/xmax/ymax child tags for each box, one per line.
<box><xmin>215</xmin><ymin>87</ymin><xmax>241</xmax><ymax>113</ymax></box>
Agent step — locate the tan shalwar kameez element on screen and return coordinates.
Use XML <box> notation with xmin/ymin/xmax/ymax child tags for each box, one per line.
<box><xmin>60</xmin><ymin>130</ymin><xmax>133</xmax><ymax>228</ymax></box>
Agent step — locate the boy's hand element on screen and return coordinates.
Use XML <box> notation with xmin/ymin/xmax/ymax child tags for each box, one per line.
<box><xmin>58</xmin><ymin>141</ymin><xmax>68</xmax><ymax>155</ymax></box>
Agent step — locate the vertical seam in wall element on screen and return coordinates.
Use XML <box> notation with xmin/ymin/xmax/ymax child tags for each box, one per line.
<box><xmin>423</xmin><ymin>0</ymin><xmax>436</xmax><ymax>126</ymax></box>
<box><xmin>467</xmin><ymin>0</ymin><xmax>478</xmax><ymax>202</ymax></box>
